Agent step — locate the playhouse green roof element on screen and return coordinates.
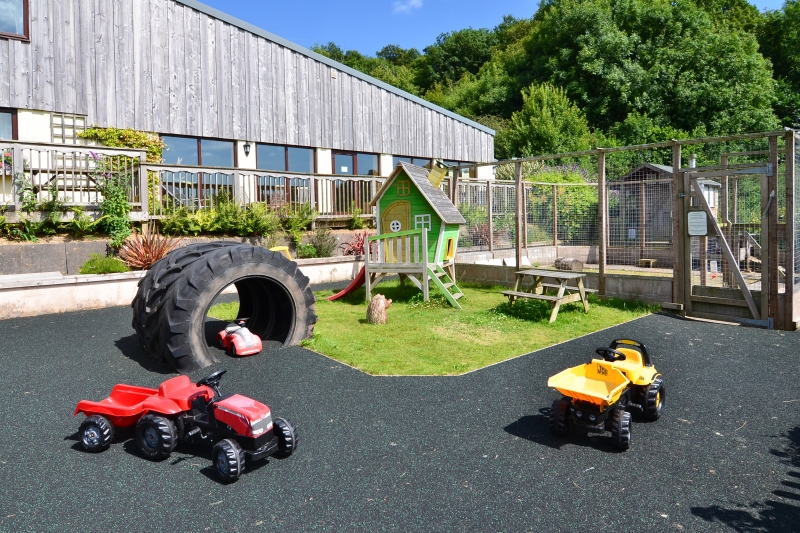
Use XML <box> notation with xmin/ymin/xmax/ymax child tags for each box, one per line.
<box><xmin>371</xmin><ymin>162</ymin><xmax>466</xmax><ymax>225</ymax></box>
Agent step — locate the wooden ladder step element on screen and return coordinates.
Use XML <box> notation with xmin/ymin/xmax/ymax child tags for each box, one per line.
<box><xmin>433</xmin><ymin>270</ymin><xmax>447</xmax><ymax>278</ymax></box>
<box><xmin>452</xmin><ymin>292</ymin><xmax>464</xmax><ymax>300</ymax></box>
<box><xmin>443</xmin><ymin>282</ymin><xmax>455</xmax><ymax>289</ymax></box>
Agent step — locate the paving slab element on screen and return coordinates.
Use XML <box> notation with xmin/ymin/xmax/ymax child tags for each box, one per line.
<box><xmin>0</xmin><ymin>307</ymin><xmax>798</xmax><ymax>532</ymax></box>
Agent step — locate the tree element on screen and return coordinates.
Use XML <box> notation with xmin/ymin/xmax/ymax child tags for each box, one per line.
<box><xmin>496</xmin><ymin>83</ymin><xmax>592</xmax><ymax>158</ymax></box>
<box><xmin>415</xmin><ymin>28</ymin><xmax>499</xmax><ymax>91</ymax></box>
<box><xmin>515</xmin><ymin>0</ymin><xmax>778</xmax><ymax>135</ymax></box>
<box><xmin>758</xmin><ymin>0</ymin><xmax>800</xmax><ymax>127</ymax></box>
<box><xmin>376</xmin><ymin>44</ymin><xmax>421</xmax><ymax>66</ymax></box>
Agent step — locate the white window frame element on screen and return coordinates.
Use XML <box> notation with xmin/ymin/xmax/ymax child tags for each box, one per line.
<box><xmin>415</xmin><ymin>214</ymin><xmax>431</xmax><ymax>231</ymax></box>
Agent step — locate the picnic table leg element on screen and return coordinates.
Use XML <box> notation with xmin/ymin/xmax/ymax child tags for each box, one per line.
<box><xmin>509</xmin><ymin>273</ymin><xmax>523</xmax><ymax>305</ymax></box>
<box><xmin>549</xmin><ymin>281</ymin><xmax>567</xmax><ymax>323</ymax></box>
<box><xmin>533</xmin><ymin>276</ymin><xmax>544</xmax><ymax>295</ymax></box>
<box><xmin>578</xmin><ymin>277</ymin><xmax>590</xmax><ymax>312</ymax></box>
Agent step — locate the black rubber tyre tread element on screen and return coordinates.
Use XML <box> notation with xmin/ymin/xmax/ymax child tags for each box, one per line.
<box><xmin>212</xmin><ymin>438</ymin><xmax>245</xmax><ymax>483</ymax></box>
<box><xmin>644</xmin><ymin>376</ymin><xmax>665</xmax><ymax>421</ymax></box>
<box><xmin>132</xmin><ymin>241</ymin><xmax>241</xmax><ymax>363</ymax></box>
<box><xmin>273</xmin><ymin>417</ymin><xmax>299</xmax><ymax>458</ymax></box>
<box><xmin>135</xmin><ymin>414</ymin><xmax>177</xmax><ymax>460</ymax></box>
<box><xmin>158</xmin><ymin>244</ymin><xmax>317</xmax><ymax>372</ymax></box>
<box><xmin>79</xmin><ymin>415</ymin><xmax>115</xmax><ymax>452</ymax></box>
<box><xmin>611</xmin><ymin>410</ymin><xmax>632</xmax><ymax>451</ymax></box>
<box><xmin>549</xmin><ymin>398</ymin><xmax>570</xmax><ymax>437</ymax></box>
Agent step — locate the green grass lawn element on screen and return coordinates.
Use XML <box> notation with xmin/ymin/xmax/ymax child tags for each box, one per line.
<box><xmin>208</xmin><ymin>281</ymin><xmax>657</xmax><ymax>376</ymax></box>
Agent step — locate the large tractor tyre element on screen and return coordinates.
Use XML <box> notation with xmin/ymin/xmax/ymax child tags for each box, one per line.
<box><xmin>132</xmin><ymin>241</ymin><xmax>241</xmax><ymax>363</ymax></box>
<box><xmin>158</xmin><ymin>244</ymin><xmax>317</xmax><ymax>372</ymax></box>
<box><xmin>644</xmin><ymin>376</ymin><xmax>665</xmax><ymax>421</ymax></box>
<box><xmin>549</xmin><ymin>398</ymin><xmax>571</xmax><ymax>437</ymax></box>
<box><xmin>611</xmin><ymin>410</ymin><xmax>632</xmax><ymax>451</ymax></box>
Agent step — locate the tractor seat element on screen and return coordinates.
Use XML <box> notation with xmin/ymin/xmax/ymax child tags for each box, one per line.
<box><xmin>158</xmin><ymin>375</ymin><xmax>210</xmax><ymax>410</ymax></box>
<box><xmin>609</xmin><ymin>347</ymin><xmax>645</xmax><ymax>380</ymax></box>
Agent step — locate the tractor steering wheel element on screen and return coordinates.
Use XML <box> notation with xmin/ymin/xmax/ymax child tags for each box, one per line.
<box><xmin>197</xmin><ymin>369</ymin><xmax>227</xmax><ymax>397</ymax></box>
<box><xmin>595</xmin><ymin>347</ymin><xmax>626</xmax><ymax>362</ymax></box>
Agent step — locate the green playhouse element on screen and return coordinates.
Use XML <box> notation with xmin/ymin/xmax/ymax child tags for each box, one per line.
<box><xmin>365</xmin><ymin>162</ymin><xmax>466</xmax><ymax>308</ymax></box>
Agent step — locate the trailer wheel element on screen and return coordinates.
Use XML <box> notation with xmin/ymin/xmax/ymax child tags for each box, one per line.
<box><xmin>644</xmin><ymin>376</ymin><xmax>665</xmax><ymax>421</ymax></box>
<box><xmin>133</xmin><ymin>243</ymin><xmax>317</xmax><ymax>373</ymax></box>
<box><xmin>79</xmin><ymin>415</ymin><xmax>114</xmax><ymax>452</ymax></box>
<box><xmin>549</xmin><ymin>398</ymin><xmax>571</xmax><ymax>437</ymax></box>
<box><xmin>135</xmin><ymin>414</ymin><xmax>177</xmax><ymax>460</ymax></box>
<box><xmin>611</xmin><ymin>410</ymin><xmax>632</xmax><ymax>450</ymax></box>
<box><xmin>273</xmin><ymin>417</ymin><xmax>299</xmax><ymax>458</ymax></box>
<box><xmin>213</xmin><ymin>439</ymin><xmax>245</xmax><ymax>482</ymax></box>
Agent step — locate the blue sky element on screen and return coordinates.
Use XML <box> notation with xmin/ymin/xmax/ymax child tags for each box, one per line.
<box><xmin>198</xmin><ymin>0</ymin><xmax>788</xmax><ymax>55</ymax></box>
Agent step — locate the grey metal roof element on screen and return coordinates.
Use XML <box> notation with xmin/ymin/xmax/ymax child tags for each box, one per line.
<box><xmin>371</xmin><ymin>162</ymin><xmax>466</xmax><ymax>225</ymax></box>
<box><xmin>621</xmin><ymin>163</ymin><xmax>720</xmax><ymax>187</ymax></box>
<box><xmin>173</xmin><ymin>0</ymin><xmax>494</xmax><ymax>136</ymax></box>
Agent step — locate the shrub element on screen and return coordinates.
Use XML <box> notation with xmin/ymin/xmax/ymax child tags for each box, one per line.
<box><xmin>119</xmin><ymin>229</ymin><xmax>181</xmax><ymax>270</ymax></box>
<box><xmin>348</xmin><ymin>201</ymin><xmax>365</xmax><ymax>230</ymax></box>
<box><xmin>79</xmin><ymin>253</ymin><xmax>130</xmax><ymax>274</ymax></box>
<box><xmin>295</xmin><ymin>243</ymin><xmax>317</xmax><ymax>258</ymax></box>
<box><xmin>282</xmin><ymin>203</ymin><xmax>317</xmax><ymax>244</ymax></box>
<box><xmin>341</xmin><ymin>231</ymin><xmax>371</xmax><ymax>256</ymax></box>
<box><xmin>69</xmin><ymin>207</ymin><xmax>106</xmax><ymax>238</ymax></box>
<box><xmin>309</xmin><ymin>227</ymin><xmax>337</xmax><ymax>257</ymax></box>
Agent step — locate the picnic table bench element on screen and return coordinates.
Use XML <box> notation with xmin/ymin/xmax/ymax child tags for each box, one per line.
<box><xmin>501</xmin><ymin>268</ymin><xmax>597</xmax><ymax>323</ymax></box>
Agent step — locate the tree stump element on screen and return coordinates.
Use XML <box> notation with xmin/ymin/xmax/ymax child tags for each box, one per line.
<box><xmin>554</xmin><ymin>257</ymin><xmax>583</xmax><ymax>271</ymax></box>
<box><xmin>367</xmin><ymin>294</ymin><xmax>392</xmax><ymax>325</ymax></box>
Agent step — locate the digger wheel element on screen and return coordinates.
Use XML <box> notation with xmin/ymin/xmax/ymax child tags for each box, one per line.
<box><xmin>644</xmin><ymin>376</ymin><xmax>665</xmax><ymax>421</ymax></box>
<box><xmin>611</xmin><ymin>410</ymin><xmax>632</xmax><ymax>451</ymax></box>
<box><xmin>550</xmin><ymin>398</ymin><xmax>571</xmax><ymax>437</ymax></box>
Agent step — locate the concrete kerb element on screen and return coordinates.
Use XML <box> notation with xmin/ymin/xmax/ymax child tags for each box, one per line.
<box><xmin>0</xmin><ymin>256</ymin><xmax>365</xmax><ymax>320</ymax></box>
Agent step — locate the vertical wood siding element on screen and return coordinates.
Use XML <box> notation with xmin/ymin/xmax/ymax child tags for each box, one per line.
<box><xmin>11</xmin><ymin>0</ymin><xmax>493</xmax><ymax>161</ymax></box>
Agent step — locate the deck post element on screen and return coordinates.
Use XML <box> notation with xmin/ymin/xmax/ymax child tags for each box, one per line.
<box><xmin>139</xmin><ymin>152</ymin><xmax>149</xmax><ymax>218</ymax></box>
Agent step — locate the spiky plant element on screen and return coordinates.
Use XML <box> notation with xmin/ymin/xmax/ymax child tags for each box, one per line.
<box><xmin>119</xmin><ymin>228</ymin><xmax>181</xmax><ymax>270</ymax></box>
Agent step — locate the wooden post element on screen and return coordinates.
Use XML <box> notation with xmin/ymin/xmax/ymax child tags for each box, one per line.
<box><xmin>523</xmin><ymin>183</ymin><xmax>528</xmax><ymax>252</ymax></box>
<box><xmin>767</xmin><ymin>135</ymin><xmax>779</xmax><ymax>326</ymax></box>
<box><xmin>451</xmin><ymin>170</ymin><xmax>460</xmax><ymax>207</ymax></box>
<box><xmin>12</xmin><ymin>143</ymin><xmax>22</xmax><ymax>213</ymax></box>
<box><xmin>683</xmin><ymin>169</ymin><xmax>693</xmax><ymax>314</ymax></box>
<box><xmin>515</xmin><ymin>162</ymin><xmax>523</xmax><ymax>270</ymax></box>
<box><xmin>639</xmin><ymin>181</ymin><xmax>646</xmax><ymax>254</ymax></box>
<box><xmin>672</xmin><ymin>142</ymin><xmax>684</xmax><ymax>309</ymax></box>
<box><xmin>785</xmin><ymin>131</ymin><xmax>796</xmax><ymax>329</ymax></box>
<box><xmin>598</xmin><ymin>150</ymin><xmax>607</xmax><ymax>295</ymax></box>
<box><xmin>139</xmin><ymin>153</ymin><xmax>149</xmax><ymax>218</ymax></box>
<box><xmin>487</xmin><ymin>180</ymin><xmax>494</xmax><ymax>252</ymax></box>
<box><xmin>553</xmin><ymin>184</ymin><xmax>558</xmax><ymax>254</ymax></box>
<box><xmin>720</xmin><ymin>155</ymin><xmax>733</xmax><ymax>288</ymax></box>
<box><xmin>232</xmin><ymin>170</ymin><xmax>242</xmax><ymax>205</ymax></box>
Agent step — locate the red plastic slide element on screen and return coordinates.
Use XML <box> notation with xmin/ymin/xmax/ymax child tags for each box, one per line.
<box><xmin>327</xmin><ymin>266</ymin><xmax>366</xmax><ymax>301</ymax></box>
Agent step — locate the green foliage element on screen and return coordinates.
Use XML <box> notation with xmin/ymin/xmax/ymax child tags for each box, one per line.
<box><xmin>295</xmin><ymin>243</ymin><xmax>318</xmax><ymax>259</ymax></box>
<box><xmin>415</xmin><ymin>28</ymin><xmax>499</xmax><ymax>91</ymax></box>
<box><xmin>497</xmin><ymin>83</ymin><xmax>592</xmax><ymax>158</ymax></box>
<box><xmin>159</xmin><ymin>198</ymin><xmax>281</xmax><ymax>238</ymax></box>
<box><xmin>13</xmin><ymin>173</ymin><xmax>37</xmax><ymax>212</ymax></box>
<box><xmin>79</xmin><ymin>253</ymin><xmax>130</xmax><ymax>275</ymax></box>
<box><xmin>97</xmin><ymin>174</ymin><xmax>132</xmax><ymax>248</ymax></box>
<box><xmin>69</xmin><ymin>207</ymin><xmax>106</xmax><ymax>238</ymax></box>
<box><xmin>348</xmin><ymin>201</ymin><xmax>365</xmax><ymax>230</ymax></box>
<box><xmin>7</xmin><ymin>218</ymin><xmax>39</xmax><ymax>242</ymax></box>
<box><xmin>282</xmin><ymin>203</ymin><xmax>318</xmax><ymax>244</ymax></box>
<box><xmin>78</xmin><ymin>127</ymin><xmax>164</xmax><ymax>163</ymax></box>
<box><xmin>309</xmin><ymin>227</ymin><xmax>337</xmax><ymax>258</ymax></box>
<box><xmin>758</xmin><ymin>0</ymin><xmax>800</xmax><ymax>127</ymax></box>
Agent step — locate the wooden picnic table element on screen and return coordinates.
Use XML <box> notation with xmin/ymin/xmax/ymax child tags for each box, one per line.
<box><xmin>501</xmin><ymin>268</ymin><xmax>597</xmax><ymax>323</ymax></box>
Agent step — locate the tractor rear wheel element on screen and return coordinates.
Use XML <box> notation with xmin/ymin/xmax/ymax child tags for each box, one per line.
<box><xmin>549</xmin><ymin>398</ymin><xmax>571</xmax><ymax>437</ymax></box>
<box><xmin>79</xmin><ymin>415</ymin><xmax>114</xmax><ymax>452</ymax></box>
<box><xmin>644</xmin><ymin>376</ymin><xmax>665</xmax><ymax>421</ymax></box>
<box><xmin>611</xmin><ymin>410</ymin><xmax>632</xmax><ymax>451</ymax></box>
<box><xmin>135</xmin><ymin>414</ymin><xmax>177</xmax><ymax>460</ymax></box>
<box><xmin>212</xmin><ymin>439</ymin><xmax>245</xmax><ymax>482</ymax></box>
<box><xmin>273</xmin><ymin>417</ymin><xmax>299</xmax><ymax>458</ymax></box>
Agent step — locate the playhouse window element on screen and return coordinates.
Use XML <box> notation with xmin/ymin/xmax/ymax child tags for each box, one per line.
<box><xmin>414</xmin><ymin>214</ymin><xmax>431</xmax><ymax>231</ymax></box>
<box><xmin>397</xmin><ymin>180</ymin><xmax>410</xmax><ymax>196</ymax></box>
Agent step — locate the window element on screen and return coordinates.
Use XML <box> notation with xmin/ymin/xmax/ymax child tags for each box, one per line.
<box><xmin>257</xmin><ymin>144</ymin><xmax>314</xmax><ymax>173</ymax></box>
<box><xmin>443</xmin><ymin>160</ymin><xmax>474</xmax><ymax>179</ymax></box>
<box><xmin>393</xmin><ymin>156</ymin><xmax>430</xmax><ymax>169</ymax></box>
<box><xmin>161</xmin><ymin>135</ymin><xmax>235</xmax><ymax>167</ymax></box>
<box><xmin>414</xmin><ymin>214</ymin><xmax>431</xmax><ymax>231</ymax></box>
<box><xmin>396</xmin><ymin>180</ymin><xmax>410</xmax><ymax>196</ymax></box>
<box><xmin>334</xmin><ymin>151</ymin><xmax>380</xmax><ymax>175</ymax></box>
<box><xmin>52</xmin><ymin>113</ymin><xmax>86</xmax><ymax>144</ymax></box>
<box><xmin>0</xmin><ymin>108</ymin><xmax>16</xmax><ymax>140</ymax></box>
<box><xmin>0</xmin><ymin>0</ymin><xmax>28</xmax><ymax>41</ymax></box>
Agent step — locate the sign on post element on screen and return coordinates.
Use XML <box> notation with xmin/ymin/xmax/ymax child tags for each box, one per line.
<box><xmin>687</xmin><ymin>211</ymin><xmax>707</xmax><ymax>236</ymax></box>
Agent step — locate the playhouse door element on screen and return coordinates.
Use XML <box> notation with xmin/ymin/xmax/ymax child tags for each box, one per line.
<box><xmin>380</xmin><ymin>201</ymin><xmax>410</xmax><ymax>262</ymax></box>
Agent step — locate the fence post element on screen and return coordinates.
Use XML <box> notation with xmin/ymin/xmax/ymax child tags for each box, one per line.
<box><xmin>672</xmin><ymin>142</ymin><xmax>684</xmax><ymax>311</ymax></box>
<box><xmin>12</xmin><ymin>143</ymin><xmax>22</xmax><ymax>212</ymax></box>
<box><xmin>784</xmin><ymin>131</ymin><xmax>796</xmax><ymax>329</ymax></box>
<box><xmin>552</xmin><ymin>184</ymin><xmax>558</xmax><ymax>255</ymax></box>
<box><xmin>515</xmin><ymin>161</ymin><xmax>523</xmax><ymax>270</ymax></box>
<box><xmin>767</xmin><ymin>135</ymin><xmax>779</xmax><ymax>325</ymax></box>
<box><xmin>487</xmin><ymin>180</ymin><xmax>494</xmax><ymax>252</ymax></box>
<box><xmin>139</xmin><ymin>153</ymin><xmax>149</xmax><ymax>219</ymax></box>
<box><xmin>598</xmin><ymin>150</ymin><xmax>607</xmax><ymax>295</ymax></box>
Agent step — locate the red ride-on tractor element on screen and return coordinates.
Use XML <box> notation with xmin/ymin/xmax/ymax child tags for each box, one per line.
<box><xmin>74</xmin><ymin>370</ymin><xmax>297</xmax><ymax>482</ymax></box>
<box><xmin>217</xmin><ymin>318</ymin><xmax>262</xmax><ymax>357</ymax></box>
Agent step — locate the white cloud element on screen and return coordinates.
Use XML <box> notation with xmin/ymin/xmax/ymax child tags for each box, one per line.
<box><xmin>393</xmin><ymin>0</ymin><xmax>422</xmax><ymax>14</ymax></box>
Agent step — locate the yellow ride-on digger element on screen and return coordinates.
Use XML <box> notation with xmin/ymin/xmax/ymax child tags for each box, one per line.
<box><xmin>547</xmin><ymin>339</ymin><xmax>665</xmax><ymax>450</ymax></box>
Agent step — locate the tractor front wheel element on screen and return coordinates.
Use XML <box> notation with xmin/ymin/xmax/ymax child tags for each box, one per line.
<box><xmin>644</xmin><ymin>376</ymin><xmax>665</xmax><ymax>421</ymax></box>
<box><xmin>135</xmin><ymin>414</ymin><xmax>177</xmax><ymax>460</ymax></box>
<box><xmin>273</xmin><ymin>417</ymin><xmax>299</xmax><ymax>458</ymax></box>
<box><xmin>79</xmin><ymin>415</ymin><xmax>114</xmax><ymax>452</ymax></box>
<box><xmin>213</xmin><ymin>439</ymin><xmax>245</xmax><ymax>482</ymax></box>
<box><xmin>611</xmin><ymin>410</ymin><xmax>632</xmax><ymax>450</ymax></box>
<box><xmin>549</xmin><ymin>398</ymin><xmax>571</xmax><ymax>437</ymax></box>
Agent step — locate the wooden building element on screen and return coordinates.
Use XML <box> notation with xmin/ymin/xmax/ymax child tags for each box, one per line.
<box><xmin>0</xmin><ymin>0</ymin><xmax>494</xmax><ymax>177</ymax></box>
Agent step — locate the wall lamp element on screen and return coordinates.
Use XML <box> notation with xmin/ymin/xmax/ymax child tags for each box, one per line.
<box><xmin>243</xmin><ymin>142</ymin><xmax>251</xmax><ymax>157</ymax></box>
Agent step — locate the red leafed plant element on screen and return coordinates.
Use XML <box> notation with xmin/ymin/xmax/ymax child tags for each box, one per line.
<box><xmin>340</xmin><ymin>231</ymin><xmax>373</xmax><ymax>256</ymax></box>
<box><xmin>119</xmin><ymin>228</ymin><xmax>181</xmax><ymax>270</ymax></box>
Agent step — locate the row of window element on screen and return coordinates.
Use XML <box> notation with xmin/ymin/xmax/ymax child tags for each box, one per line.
<box><xmin>161</xmin><ymin>135</ymin><xmax>474</xmax><ymax>177</ymax></box>
<box><xmin>0</xmin><ymin>0</ymin><xmax>28</xmax><ymax>41</ymax></box>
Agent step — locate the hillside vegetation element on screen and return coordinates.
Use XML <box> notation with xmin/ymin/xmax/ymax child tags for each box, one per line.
<box><xmin>313</xmin><ymin>0</ymin><xmax>800</xmax><ymax>158</ymax></box>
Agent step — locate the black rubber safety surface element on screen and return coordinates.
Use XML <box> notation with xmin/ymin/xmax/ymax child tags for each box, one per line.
<box><xmin>2</xmin><ymin>307</ymin><xmax>799</xmax><ymax>532</ymax></box>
